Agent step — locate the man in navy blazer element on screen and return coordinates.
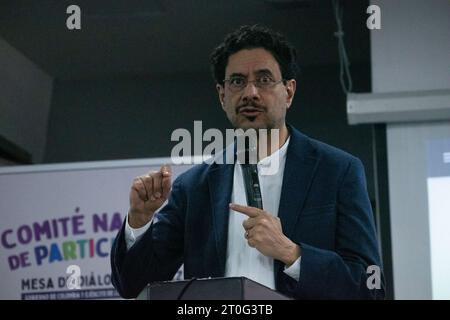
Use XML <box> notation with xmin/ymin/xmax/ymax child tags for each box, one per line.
<box><xmin>111</xmin><ymin>25</ymin><xmax>384</xmax><ymax>299</ymax></box>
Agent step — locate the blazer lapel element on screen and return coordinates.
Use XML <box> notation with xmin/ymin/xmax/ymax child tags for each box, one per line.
<box><xmin>207</xmin><ymin>162</ymin><xmax>234</xmax><ymax>276</ymax></box>
<box><xmin>275</xmin><ymin>129</ymin><xmax>320</xmax><ymax>284</ymax></box>
<box><xmin>278</xmin><ymin>129</ymin><xmax>320</xmax><ymax>240</ymax></box>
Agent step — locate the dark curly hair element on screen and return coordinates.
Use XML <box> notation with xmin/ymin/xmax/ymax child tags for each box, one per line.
<box><xmin>210</xmin><ymin>25</ymin><xmax>298</xmax><ymax>85</ymax></box>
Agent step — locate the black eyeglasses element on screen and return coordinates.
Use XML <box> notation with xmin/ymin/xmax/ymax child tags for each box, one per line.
<box><xmin>223</xmin><ymin>75</ymin><xmax>286</xmax><ymax>92</ymax></box>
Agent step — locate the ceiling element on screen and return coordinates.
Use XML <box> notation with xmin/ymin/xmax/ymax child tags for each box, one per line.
<box><xmin>0</xmin><ymin>0</ymin><xmax>370</xmax><ymax>79</ymax></box>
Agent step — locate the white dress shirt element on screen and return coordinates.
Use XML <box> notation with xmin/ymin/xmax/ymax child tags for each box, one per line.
<box><xmin>124</xmin><ymin>137</ymin><xmax>301</xmax><ymax>289</ymax></box>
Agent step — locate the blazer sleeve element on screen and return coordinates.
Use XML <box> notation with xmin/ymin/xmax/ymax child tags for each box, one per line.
<box><xmin>279</xmin><ymin>157</ymin><xmax>385</xmax><ymax>299</ymax></box>
<box><xmin>110</xmin><ymin>177</ymin><xmax>186</xmax><ymax>299</ymax></box>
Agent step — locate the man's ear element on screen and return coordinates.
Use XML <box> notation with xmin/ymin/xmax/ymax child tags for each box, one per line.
<box><xmin>285</xmin><ymin>79</ymin><xmax>296</xmax><ymax>109</ymax></box>
<box><xmin>216</xmin><ymin>84</ymin><xmax>225</xmax><ymax>109</ymax></box>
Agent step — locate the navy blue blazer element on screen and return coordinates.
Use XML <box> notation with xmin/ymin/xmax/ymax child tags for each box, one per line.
<box><xmin>111</xmin><ymin>126</ymin><xmax>385</xmax><ymax>299</ymax></box>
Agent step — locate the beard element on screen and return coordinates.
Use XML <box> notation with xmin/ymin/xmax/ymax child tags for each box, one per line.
<box><xmin>230</xmin><ymin>102</ymin><xmax>269</xmax><ymax>129</ymax></box>
<box><xmin>229</xmin><ymin>110</ymin><xmax>279</xmax><ymax>131</ymax></box>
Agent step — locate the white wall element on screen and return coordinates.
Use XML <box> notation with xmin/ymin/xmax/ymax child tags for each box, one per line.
<box><xmin>370</xmin><ymin>0</ymin><xmax>450</xmax><ymax>299</ymax></box>
<box><xmin>0</xmin><ymin>37</ymin><xmax>53</xmax><ymax>163</ymax></box>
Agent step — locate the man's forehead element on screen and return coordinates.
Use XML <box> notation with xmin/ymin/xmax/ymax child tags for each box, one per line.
<box><xmin>225</xmin><ymin>48</ymin><xmax>281</xmax><ymax>76</ymax></box>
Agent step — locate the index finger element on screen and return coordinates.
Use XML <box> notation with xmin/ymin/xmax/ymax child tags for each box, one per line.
<box><xmin>229</xmin><ymin>203</ymin><xmax>261</xmax><ymax>218</ymax></box>
<box><xmin>161</xmin><ymin>165</ymin><xmax>172</xmax><ymax>197</ymax></box>
<box><xmin>161</xmin><ymin>164</ymin><xmax>172</xmax><ymax>176</ymax></box>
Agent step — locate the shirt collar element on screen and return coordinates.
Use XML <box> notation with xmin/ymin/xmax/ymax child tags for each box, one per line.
<box><xmin>258</xmin><ymin>135</ymin><xmax>290</xmax><ymax>167</ymax></box>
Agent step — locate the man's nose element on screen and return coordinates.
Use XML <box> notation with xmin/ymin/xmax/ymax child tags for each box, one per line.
<box><xmin>241</xmin><ymin>81</ymin><xmax>260</xmax><ymax>102</ymax></box>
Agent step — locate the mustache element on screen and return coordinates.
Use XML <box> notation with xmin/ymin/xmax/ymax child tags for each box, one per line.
<box><xmin>236</xmin><ymin>103</ymin><xmax>266</xmax><ymax>113</ymax></box>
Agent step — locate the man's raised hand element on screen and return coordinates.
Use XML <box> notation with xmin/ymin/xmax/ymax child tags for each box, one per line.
<box><xmin>129</xmin><ymin>165</ymin><xmax>172</xmax><ymax>228</ymax></box>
